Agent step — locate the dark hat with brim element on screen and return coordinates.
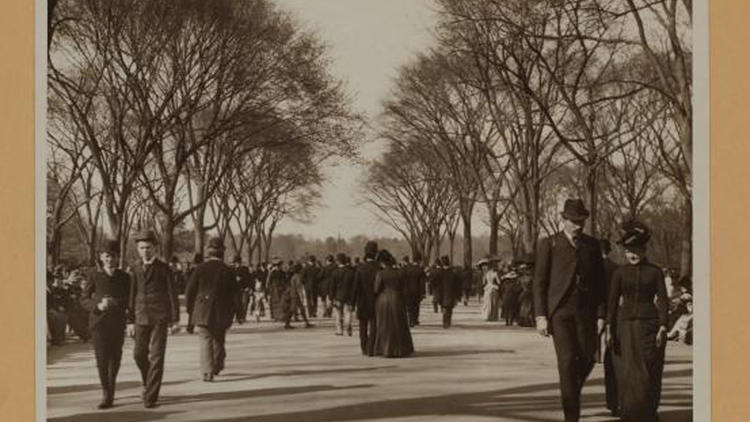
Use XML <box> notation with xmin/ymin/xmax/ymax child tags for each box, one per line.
<box><xmin>99</xmin><ymin>239</ymin><xmax>120</xmax><ymax>256</ymax></box>
<box><xmin>232</xmin><ymin>254</ymin><xmax>242</xmax><ymax>263</ymax></box>
<box><xmin>133</xmin><ymin>229</ymin><xmax>158</xmax><ymax>243</ymax></box>
<box><xmin>364</xmin><ymin>241</ymin><xmax>378</xmax><ymax>258</ymax></box>
<box><xmin>618</xmin><ymin>219</ymin><xmax>651</xmax><ymax>249</ymax></box>
<box><xmin>440</xmin><ymin>256</ymin><xmax>451</xmax><ymax>267</ymax></box>
<box><xmin>206</xmin><ymin>236</ymin><xmax>225</xmax><ymax>252</ymax></box>
<box><xmin>336</xmin><ymin>253</ymin><xmax>347</xmax><ymax>264</ymax></box>
<box><xmin>561</xmin><ymin>199</ymin><xmax>590</xmax><ymax>221</ymax></box>
<box><xmin>376</xmin><ymin>249</ymin><xmax>395</xmax><ymax>265</ymax></box>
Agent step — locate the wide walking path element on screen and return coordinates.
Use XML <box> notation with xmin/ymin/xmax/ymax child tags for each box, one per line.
<box><xmin>46</xmin><ymin>300</ymin><xmax>692</xmax><ymax>421</ymax></box>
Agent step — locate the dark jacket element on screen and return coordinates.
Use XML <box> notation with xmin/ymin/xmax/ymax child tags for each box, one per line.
<box><xmin>80</xmin><ymin>268</ymin><xmax>131</xmax><ymax>329</ymax></box>
<box><xmin>129</xmin><ymin>259</ymin><xmax>180</xmax><ymax>325</ymax></box>
<box><xmin>302</xmin><ymin>264</ymin><xmax>320</xmax><ymax>291</ymax></box>
<box><xmin>437</xmin><ymin>267</ymin><xmax>461</xmax><ymax>308</ymax></box>
<box><xmin>232</xmin><ymin>265</ymin><xmax>253</xmax><ymax>291</ymax></box>
<box><xmin>353</xmin><ymin>259</ymin><xmax>379</xmax><ymax>319</ymax></box>
<box><xmin>603</xmin><ymin>257</ymin><xmax>619</xmax><ymax>315</ymax></box>
<box><xmin>607</xmin><ymin>259</ymin><xmax>668</xmax><ymax>327</ymax></box>
<box><xmin>186</xmin><ymin>259</ymin><xmax>240</xmax><ymax>330</ymax></box>
<box><xmin>403</xmin><ymin>263</ymin><xmax>426</xmax><ymax>299</ymax></box>
<box><xmin>330</xmin><ymin>265</ymin><xmax>356</xmax><ymax>305</ymax></box>
<box><xmin>533</xmin><ymin>232</ymin><xmax>606</xmax><ymax>319</ymax></box>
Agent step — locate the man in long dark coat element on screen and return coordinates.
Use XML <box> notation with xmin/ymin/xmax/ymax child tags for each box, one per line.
<box><xmin>185</xmin><ymin>237</ymin><xmax>240</xmax><ymax>381</ymax></box>
<box><xmin>303</xmin><ymin>256</ymin><xmax>320</xmax><ymax>317</ymax></box>
<box><xmin>231</xmin><ymin>254</ymin><xmax>252</xmax><ymax>324</ymax></box>
<box><xmin>403</xmin><ymin>254</ymin><xmax>426</xmax><ymax>327</ymax></box>
<box><xmin>533</xmin><ymin>199</ymin><xmax>606</xmax><ymax>422</ymax></box>
<box><xmin>319</xmin><ymin>255</ymin><xmax>336</xmax><ymax>318</ymax></box>
<box><xmin>353</xmin><ymin>241</ymin><xmax>379</xmax><ymax>355</ymax></box>
<box><xmin>438</xmin><ymin>256</ymin><xmax>460</xmax><ymax>329</ymax></box>
<box><xmin>128</xmin><ymin>230</ymin><xmax>180</xmax><ymax>408</ymax></box>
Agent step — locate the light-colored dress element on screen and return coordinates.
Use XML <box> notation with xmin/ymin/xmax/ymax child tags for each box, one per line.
<box><xmin>480</xmin><ymin>269</ymin><xmax>500</xmax><ymax>321</ymax></box>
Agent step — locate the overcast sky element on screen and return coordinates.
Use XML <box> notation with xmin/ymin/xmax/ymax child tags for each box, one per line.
<box><xmin>272</xmin><ymin>0</ymin><xmax>442</xmax><ymax>240</ymax></box>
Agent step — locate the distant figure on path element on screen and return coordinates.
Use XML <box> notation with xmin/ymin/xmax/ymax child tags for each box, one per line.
<box><xmin>353</xmin><ymin>241</ymin><xmax>379</xmax><ymax>355</ymax></box>
<box><xmin>479</xmin><ymin>258</ymin><xmax>500</xmax><ymax>322</ymax></box>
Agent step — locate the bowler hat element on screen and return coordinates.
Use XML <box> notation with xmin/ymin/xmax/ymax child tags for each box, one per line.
<box><xmin>561</xmin><ymin>199</ymin><xmax>590</xmax><ymax>221</ymax></box>
<box><xmin>440</xmin><ymin>255</ymin><xmax>451</xmax><ymax>267</ymax></box>
<box><xmin>99</xmin><ymin>239</ymin><xmax>120</xmax><ymax>256</ymax></box>
<box><xmin>133</xmin><ymin>229</ymin><xmax>158</xmax><ymax>243</ymax></box>
<box><xmin>376</xmin><ymin>249</ymin><xmax>395</xmax><ymax>265</ymax></box>
<box><xmin>364</xmin><ymin>241</ymin><xmax>378</xmax><ymax>259</ymax></box>
<box><xmin>336</xmin><ymin>253</ymin><xmax>347</xmax><ymax>264</ymax></box>
<box><xmin>206</xmin><ymin>236</ymin><xmax>225</xmax><ymax>251</ymax></box>
<box><xmin>232</xmin><ymin>254</ymin><xmax>242</xmax><ymax>263</ymax></box>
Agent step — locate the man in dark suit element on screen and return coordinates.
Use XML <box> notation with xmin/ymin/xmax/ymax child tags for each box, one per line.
<box><xmin>438</xmin><ymin>256</ymin><xmax>460</xmax><ymax>329</ymax></box>
<box><xmin>319</xmin><ymin>255</ymin><xmax>336</xmax><ymax>318</ymax></box>
<box><xmin>230</xmin><ymin>254</ymin><xmax>252</xmax><ymax>324</ymax></box>
<box><xmin>533</xmin><ymin>199</ymin><xmax>606</xmax><ymax>422</ymax></box>
<box><xmin>403</xmin><ymin>254</ymin><xmax>426</xmax><ymax>327</ymax></box>
<box><xmin>128</xmin><ymin>230</ymin><xmax>180</xmax><ymax>408</ymax></box>
<box><xmin>429</xmin><ymin>261</ymin><xmax>443</xmax><ymax>314</ymax></box>
<box><xmin>600</xmin><ymin>239</ymin><xmax>620</xmax><ymax>416</ymax></box>
<box><xmin>330</xmin><ymin>253</ymin><xmax>355</xmax><ymax>336</ymax></box>
<box><xmin>303</xmin><ymin>256</ymin><xmax>320</xmax><ymax>317</ymax></box>
<box><xmin>353</xmin><ymin>241</ymin><xmax>378</xmax><ymax>355</ymax></box>
<box><xmin>185</xmin><ymin>237</ymin><xmax>240</xmax><ymax>381</ymax></box>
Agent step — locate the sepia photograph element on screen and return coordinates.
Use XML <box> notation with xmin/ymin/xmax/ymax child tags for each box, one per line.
<box><xmin>41</xmin><ymin>0</ymin><xmax>702</xmax><ymax>421</ymax></box>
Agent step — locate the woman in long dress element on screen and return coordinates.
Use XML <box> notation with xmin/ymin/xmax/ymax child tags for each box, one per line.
<box><xmin>373</xmin><ymin>249</ymin><xmax>414</xmax><ymax>358</ymax></box>
<box><xmin>479</xmin><ymin>260</ymin><xmax>500</xmax><ymax>321</ymax></box>
<box><xmin>607</xmin><ymin>220</ymin><xmax>668</xmax><ymax>422</ymax></box>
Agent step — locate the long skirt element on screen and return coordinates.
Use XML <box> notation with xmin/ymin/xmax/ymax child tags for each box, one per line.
<box><xmin>374</xmin><ymin>289</ymin><xmax>414</xmax><ymax>358</ymax></box>
<box><xmin>480</xmin><ymin>285</ymin><xmax>499</xmax><ymax>321</ymax></box>
<box><xmin>613</xmin><ymin>318</ymin><xmax>666</xmax><ymax>422</ymax></box>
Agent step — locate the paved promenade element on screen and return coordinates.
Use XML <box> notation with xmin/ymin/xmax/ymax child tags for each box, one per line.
<box><xmin>46</xmin><ymin>300</ymin><xmax>692</xmax><ymax>421</ymax></box>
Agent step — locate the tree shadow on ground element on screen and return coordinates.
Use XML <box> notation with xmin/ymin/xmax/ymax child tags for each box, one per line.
<box><xmin>414</xmin><ymin>348</ymin><xmax>515</xmax><ymax>358</ymax></box>
<box><xmin>48</xmin><ymin>379</ymin><xmax>187</xmax><ymax>395</ymax></box>
<box><xmin>48</xmin><ymin>410</ymin><xmax>182</xmax><ymax>422</ymax></box>
<box><xmin>213</xmin><ymin>366</ymin><xmax>398</xmax><ymax>383</ymax></box>
<box><xmin>193</xmin><ymin>369</ymin><xmax>692</xmax><ymax>422</ymax></box>
<box><xmin>157</xmin><ymin>384</ymin><xmax>374</xmax><ymax>407</ymax></box>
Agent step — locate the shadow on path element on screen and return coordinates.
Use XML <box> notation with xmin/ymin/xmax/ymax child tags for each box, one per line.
<box><xmin>158</xmin><ymin>384</ymin><xmax>374</xmax><ymax>407</ymax></box>
<box><xmin>48</xmin><ymin>380</ymin><xmax>186</xmax><ymax>395</ymax></box>
<box><xmin>191</xmin><ymin>369</ymin><xmax>692</xmax><ymax>422</ymax></box>
<box><xmin>214</xmin><ymin>366</ymin><xmax>398</xmax><ymax>383</ymax></box>
<box><xmin>49</xmin><ymin>410</ymin><xmax>182</xmax><ymax>422</ymax></box>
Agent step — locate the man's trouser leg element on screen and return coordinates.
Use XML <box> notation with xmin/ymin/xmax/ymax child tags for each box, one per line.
<box><xmin>442</xmin><ymin>306</ymin><xmax>453</xmax><ymax>328</ymax></box>
<box><xmin>134</xmin><ymin>320</ymin><xmax>168</xmax><ymax>405</ymax></box>
<box><xmin>343</xmin><ymin>304</ymin><xmax>353</xmax><ymax>335</ymax></box>
<box><xmin>333</xmin><ymin>302</ymin><xmax>343</xmax><ymax>334</ymax></box>
<box><xmin>551</xmin><ymin>312</ymin><xmax>596</xmax><ymax>422</ymax></box>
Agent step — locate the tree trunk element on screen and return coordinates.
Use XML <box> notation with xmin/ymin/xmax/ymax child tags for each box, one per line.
<box><xmin>584</xmin><ymin>164</ymin><xmax>599</xmax><ymax>237</ymax></box>
<box><xmin>488</xmin><ymin>202</ymin><xmax>499</xmax><ymax>256</ymax></box>
<box><xmin>460</xmin><ymin>202</ymin><xmax>473</xmax><ymax>268</ymax></box>
<box><xmin>161</xmin><ymin>214</ymin><xmax>176</xmax><ymax>261</ymax></box>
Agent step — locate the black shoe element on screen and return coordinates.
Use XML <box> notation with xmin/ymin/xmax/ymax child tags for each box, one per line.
<box><xmin>305</xmin><ymin>323</ymin><xmax>314</xmax><ymax>328</ymax></box>
<box><xmin>97</xmin><ymin>399</ymin><xmax>113</xmax><ymax>409</ymax></box>
<box><xmin>203</xmin><ymin>373</ymin><xmax>214</xmax><ymax>382</ymax></box>
<box><xmin>144</xmin><ymin>401</ymin><xmax>158</xmax><ymax>409</ymax></box>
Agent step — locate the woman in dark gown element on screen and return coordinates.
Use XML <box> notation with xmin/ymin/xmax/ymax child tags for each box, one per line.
<box><xmin>79</xmin><ymin>240</ymin><xmax>131</xmax><ymax>409</ymax></box>
<box><xmin>607</xmin><ymin>220</ymin><xmax>668</xmax><ymax>422</ymax></box>
<box><xmin>373</xmin><ymin>249</ymin><xmax>414</xmax><ymax>358</ymax></box>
